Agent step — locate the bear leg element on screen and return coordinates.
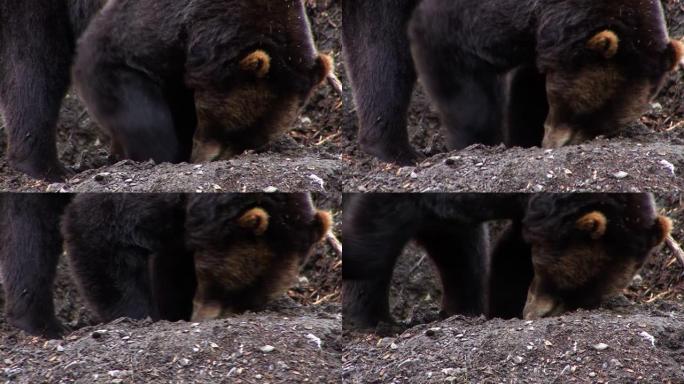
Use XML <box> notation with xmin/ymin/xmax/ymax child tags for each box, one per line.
<box><xmin>0</xmin><ymin>1</ymin><xmax>73</xmax><ymax>181</ymax></box>
<box><xmin>416</xmin><ymin>223</ymin><xmax>490</xmax><ymax>317</ymax></box>
<box><xmin>0</xmin><ymin>194</ymin><xmax>71</xmax><ymax>338</ymax></box>
<box><xmin>75</xmin><ymin>68</ymin><xmax>189</xmax><ymax>164</ymax></box>
<box><xmin>342</xmin><ymin>0</ymin><xmax>422</xmax><ymax>165</ymax></box>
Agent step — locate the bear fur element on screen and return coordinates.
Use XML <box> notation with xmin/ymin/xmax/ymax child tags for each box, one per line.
<box><xmin>61</xmin><ymin>193</ymin><xmax>331</xmax><ymax>323</ymax></box>
<box><xmin>0</xmin><ymin>0</ymin><xmax>105</xmax><ymax>180</ymax></box>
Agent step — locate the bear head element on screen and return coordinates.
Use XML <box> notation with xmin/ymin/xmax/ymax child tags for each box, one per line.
<box><xmin>184</xmin><ymin>194</ymin><xmax>331</xmax><ymax>321</ymax></box>
<box><xmin>520</xmin><ymin>194</ymin><xmax>671</xmax><ymax>319</ymax></box>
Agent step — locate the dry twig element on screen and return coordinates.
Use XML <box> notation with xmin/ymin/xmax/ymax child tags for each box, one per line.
<box><xmin>326</xmin><ymin>231</ymin><xmax>342</xmax><ymax>257</ymax></box>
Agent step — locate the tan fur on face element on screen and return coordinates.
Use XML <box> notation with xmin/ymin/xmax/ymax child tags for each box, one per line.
<box><xmin>240</xmin><ymin>50</ymin><xmax>271</xmax><ymax>78</ymax></box>
<box><xmin>238</xmin><ymin>207</ymin><xmax>269</xmax><ymax>236</ymax></box>
<box><xmin>576</xmin><ymin>211</ymin><xmax>608</xmax><ymax>239</ymax></box>
<box><xmin>562</xmin><ymin>66</ymin><xmax>624</xmax><ymax>113</ymax></box>
<box><xmin>194</xmin><ymin>243</ymin><xmax>274</xmax><ymax>291</ymax></box>
<box><xmin>587</xmin><ymin>30</ymin><xmax>620</xmax><ymax>59</ymax></box>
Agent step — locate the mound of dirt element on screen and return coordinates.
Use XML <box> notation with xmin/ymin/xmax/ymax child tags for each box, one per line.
<box><xmin>1</xmin><ymin>308</ymin><xmax>341</xmax><ymax>383</ymax></box>
<box><xmin>343</xmin><ymin>302</ymin><xmax>684</xmax><ymax>383</ymax></box>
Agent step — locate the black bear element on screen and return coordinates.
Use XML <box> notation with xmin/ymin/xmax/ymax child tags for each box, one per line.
<box><xmin>61</xmin><ymin>193</ymin><xmax>331</xmax><ymax>323</ymax></box>
<box><xmin>0</xmin><ymin>0</ymin><xmax>332</xmax><ymax>181</ymax></box>
<box><xmin>0</xmin><ymin>193</ymin><xmax>330</xmax><ymax>338</ymax></box>
<box><xmin>342</xmin><ymin>193</ymin><xmax>670</xmax><ymax>330</ymax></box>
<box><xmin>342</xmin><ymin>0</ymin><xmax>683</xmax><ymax>164</ymax></box>
<box><xmin>73</xmin><ymin>0</ymin><xmax>333</xmax><ymax>165</ymax></box>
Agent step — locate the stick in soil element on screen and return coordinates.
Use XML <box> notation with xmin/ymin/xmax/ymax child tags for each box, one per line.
<box><xmin>326</xmin><ymin>231</ymin><xmax>342</xmax><ymax>257</ymax></box>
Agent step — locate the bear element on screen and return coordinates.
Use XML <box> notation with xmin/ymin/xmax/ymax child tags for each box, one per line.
<box><xmin>60</xmin><ymin>193</ymin><xmax>332</xmax><ymax>323</ymax></box>
<box><xmin>342</xmin><ymin>0</ymin><xmax>683</xmax><ymax>165</ymax></box>
<box><xmin>73</xmin><ymin>0</ymin><xmax>333</xmax><ymax>165</ymax></box>
<box><xmin>342</xmin><ymin>193</ymin><xmax>671</xmax><ymax>330</ymax></box>
<box><xmin>0</xmin><ymin>193</ymin><xmax>331</xmax><ymax>338</ymax></box>
<box><xmin>0</xmin><ymin>0</ymin><xmax>332</xmax><ymax>181</ymax></box>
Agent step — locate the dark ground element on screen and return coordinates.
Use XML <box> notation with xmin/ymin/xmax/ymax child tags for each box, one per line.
<box><xmin>343</xmin><ymin>194</ymin><xmax>684</xmax><ymax>383</ymax></box>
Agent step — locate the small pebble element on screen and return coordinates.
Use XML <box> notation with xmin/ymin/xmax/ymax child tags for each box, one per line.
<box><xmin>263</xmin><ymin>186</ymin><xmax>278</xmax><ymax>193</ymax></box>
<box><xmin>260</xmin><ymin>345</ymin><xmax>275</xmax><ymax>353</ymax></box>
<box><xmin>613</xmin><ymin>171</ymin><xmax>628</xmax><ymax>179</ymax></box>
<box><xmin>593</xmin><ymin>343</ymin><xmax>609</xmax><ymax>351</ymax></box>
<box><xmin>179</xmin><ymin>358</ymin><xmax>191</xmax><ymax>367</ymax></box>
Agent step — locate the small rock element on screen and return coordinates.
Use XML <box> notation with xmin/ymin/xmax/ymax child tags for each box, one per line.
<box><xmin>613</xmin><ymin>171</ymin><xmax>628</xmax><ymax>179</ymax></box>
<box><xmin>305</xmin><ymin>333</ymin><xmax>322</xmax><ymax>349</ymax></box>
<box><xmin>56</xmin><ymin>345</ymin><xmax>65</xmax><ymax>352</ymax></box>
<box><xmin>260</xmin><ymin>345</ymin><xmax>275</xmax><ymax>353</ymax></box>
<box><xmin>660</xmin><ymin>159</ymin><xmax>676</xmax><ymax>175</ymax></box>
<box><xmin>409</xmin><ymin>172</ymin><xmax>418</xmax><ymax>179</ymax></box>
<box><xmin>589</xmin><ymin>372</ymin><xmax>597</xmax><ymax>378</ymax></box>
<box><xmin>513</xmin><ymin>356</ymin><xmax>524</xmax><ymax>365</ymax></box>
<box><xmin>108</xmin><ymin>370</ymin><xmax>130</xmax><ymax>378</ymax></box>
<box><xmin>390</xmin><ymin>343</ymin><xmax>398</xmax><ymax>350</ymax></box>
<box><xmin>178</xmin><ymin>358</ymin><xmax>191</xmax><ymax>367</ymax></box>
<box><xmin>593</xmin><ymin>343</ymin><xmax>609</xmax><ymax>351</ymax></box>
<box><xmin>255</xmin><ymin>374</ymin><xmax>263</xmax><ymax>379</ymax></box>
<box><xmin>263</xmin><ymin>186</ymin><xmax>278</xmax><ymax>193</ymax></box>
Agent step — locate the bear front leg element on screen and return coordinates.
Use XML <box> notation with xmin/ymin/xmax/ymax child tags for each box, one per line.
<box><xmin>342</xmin><ymin>0</ymin><xmax>422</xmax><ymax>165</ymax></box>
<box><xmin>487</xmin><ymin>220</ymin><xmax>534</xmax><ymax>319</ymax></box>
<box><xmin>0</xmin><ymin>194</ymin><xmax>71</xmax><ymax>338</ymax></box>
<box><xmin>416</xmin><ymin>223</ymin><xmax>490</xmax><ymax>317</ymax></box>
<box><xmin>0</xmin><ymin>0</ymin><xmax>73</xmax><ymax>181</ymax></box>
<box><xmin>74</xmin><ymin>67</ymin><xmax>187</xmax><ymax>164</ymax></box>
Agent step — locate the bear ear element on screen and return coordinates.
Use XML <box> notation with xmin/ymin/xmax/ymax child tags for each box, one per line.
<box><xmin>316</xmin><ymin>53</ymin><xmax>343</xmax><ymax>96</ymax></box>
<box><xmin>238</xmin><ymin>207</ymin><xmax>270</xmax><ymax>235</ymax></box>
<box><xmin>665</xmin><ymin>39</ymin><xmax>684</xmax><ymax>72</ymax></box>
<box><xmin>313</xmin><ymin>210</ymin><xmax>333</xmax><ymax>240</ymax></box>
<box><xmin>652</xmin><ymin>215</ymin><xmax>672</xmax><ymax>245</ymax></box>
<box><xmin>587</xmin><ymin>30</ymin><xmax>620</xmax><ymax>59</ymax></box>
<box><xmin>576</xmin><ymin>211</ymin><xmax>608</xmax><ymax>239</ymax></box>
<box><xmin>315</xmin><ymin>53</ymin><xmax>334</xmax><ymax>84</ymax></box>
<box><xmin>240</xmin><ymin>50</ymin><xmax>271</xmax><ymax>78</ymax></box>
